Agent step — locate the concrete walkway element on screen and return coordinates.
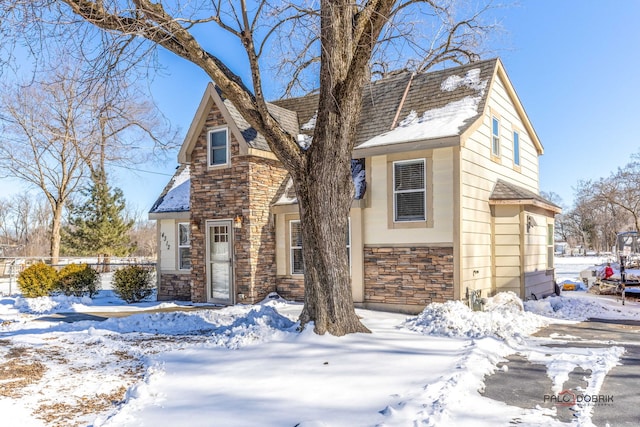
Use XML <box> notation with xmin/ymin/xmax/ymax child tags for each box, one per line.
<box><xmin>35</xmin><ymin>305</ymin><xmax>222</xmax><ymax>323</ymax></box>
<box><xmin>483</xmin><ymin>318</ymin><xmax>640</xmax><ymax>426</ymax></box>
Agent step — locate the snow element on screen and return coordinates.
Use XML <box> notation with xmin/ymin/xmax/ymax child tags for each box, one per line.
<box><xmin>440</xmin><ymin>68</ymin><xmax>486</xmax><ymax>92</ymax></box>
<box><xmin>301</xmin><ymin>111</ymin><xmax>317</xmax><ymax>130</ymax></box>
<box><xmin>150</xmin><ymin>165</ymin><xmax>190</xmax><ymax>213</ymax></box>
<box><xmin>1</xmin><ymin>256</ymin><xmax>638</xmax><ymax>426</ymax></box>
<box><xmin>357</xmin><ymin>68</ymin><xmax>487</xmax><ymax>150</ymax></box>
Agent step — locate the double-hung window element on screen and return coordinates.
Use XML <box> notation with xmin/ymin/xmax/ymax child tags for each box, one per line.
<box><xmin>492</xmin><ymin>117</ymin><xmax>500</xmax><ymax>157</ymax></box>
<box><xmin>290</xmin><ymin>220</ymin><xmax>351</xmax><ymax>275</ymax></box>
<box><xmin>393</xmin><ymin>159</ymin><xmax>426</xmax><ymax>222</ymax></box>
<box><xmin>208</xmin><ymin>128</ymin><xmax>229</xmax><ymax>167</ymax></box>
<box><xmin>513</xmin><ymin>130</ymin><xmax>520</xmax><ymax>166</ymax></box>
<box><xmin>178</xmin><ymin>222</ymin><xmax>191</xmax><ymax>270</ymax></box>
<box><xmin>290</xmin><ymin>220</ymin><xmax>304</xmax><ymax>274</ymax></box>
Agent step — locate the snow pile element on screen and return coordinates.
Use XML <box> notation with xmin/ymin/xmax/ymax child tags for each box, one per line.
<box><xmin>524</xmin><ymin>294</ymin><xmax>630</xmax><ymax>320</ymax></box>
<box><xmin>406</xmin><ymin>292</ymin><xmax>548</xmax><ymax>342</ymax></box>
<box><xmin>13</xmin><ymin>294</ymin><xmax>93</xmax><ymax>314</ymax></box>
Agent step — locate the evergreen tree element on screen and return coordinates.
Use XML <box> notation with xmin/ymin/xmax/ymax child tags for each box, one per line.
<box><xmin>62</xmin><ymin>172</ymin><xmax>135</xmax><ymax>258</ymax></box>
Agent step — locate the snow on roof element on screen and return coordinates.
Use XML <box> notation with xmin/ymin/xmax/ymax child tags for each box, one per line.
<box><xmin>357</xmin><ymin>68</ymin><xmax>487</xmax><ymax>150</ymax></box>
<box><xmin>440</xmin><ymin>68</ymin><xmax>486</xmax><ymax>92</ymax></box>
<box><xmin>150</xmin><ymin>165</ymin><xmax>190</xmax><ymax>213</ymax></box>
<box><xmin>301</xmin><ymin>111</ymin><xmax>317</xmax><ymax>131</ymax></box>
<box><xmin>273</xmin><ymin>178</ymin><xmax>298</xmax><ymax>206</ymax></box>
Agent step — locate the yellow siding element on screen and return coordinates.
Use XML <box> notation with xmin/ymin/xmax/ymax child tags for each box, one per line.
<box><xmin>363</xmin><ymin>147</ymin><xmax>454</xmax><ymax>245</ymax></box>
<box><xmin>459</xmin><ymin>72</ymin><xmax>542</xmax><ymax>295</ymax></box>
<box><xmin>159</xmin><ymin>220</ymin><xmax>176</xmax><ymax>271</ymax></box>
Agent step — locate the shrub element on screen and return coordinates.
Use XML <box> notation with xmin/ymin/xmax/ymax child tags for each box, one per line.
<box><xmin>112</xmin><ymin>265</ymin><xmax>154</xmax><ymax>303</ymax></box>
<box><xmin>17</xmin><ymin>262</ymin><xmax>59</xmax><ymax>298</ymax></box>
<box><xmin>57</xmin><ymin>263</ymin><xmax>101</xmax><ymax>298</ymax></box>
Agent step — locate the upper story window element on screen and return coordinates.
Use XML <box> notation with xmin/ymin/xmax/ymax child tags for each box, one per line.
<box><xmin>178</xmin><ymin>222</ymin><xmax>191</xmax><ymax>270</ymax></box>
<box><xmin>492</xmin><ymin>117</ymin><xmax>500</xmax><ymax>157</ymax></box>
<box><xmin>513</xmin><ymin>130</ymin><xmax>520</xmax><ymax>166</ymax></box>
<box><xmin>208</xmin><ymin>128</ymin><xmax>229</xmax><ymax>167</ymax></box>
<box><xmin>393</xmin><ymin>159</ymin><xmax>426</xmax><ymax>222</ymax></box>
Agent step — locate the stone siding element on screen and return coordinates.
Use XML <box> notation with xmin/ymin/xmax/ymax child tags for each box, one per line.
<box><xmin>157</xmin><ymin>273</ymin><xmax>191</xmax><ymax>301</ymax></box>
<box><xmin>276</xmin><ymin>276</ymin><xmax>305</xmax><ymax>302</ymax></box>
<box><xmin>364</xmin><ymin>246</ymin><xmax>454</xmax><ymax>305</ymax></box>
<box><xmin>186</xmin><ymin>105</ymin><xmax>289</xmax><ymax>303</ymax></box>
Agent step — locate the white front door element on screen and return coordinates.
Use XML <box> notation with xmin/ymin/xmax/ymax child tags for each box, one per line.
<box><xmin>206</xmin><ymin>220</ymin><xmax>234</xmax><ymax>304</ymax></box>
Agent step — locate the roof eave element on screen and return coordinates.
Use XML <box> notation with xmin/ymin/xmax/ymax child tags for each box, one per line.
<box><xmin>149</xmin><ymin>211</ymin><xmax>191</xmax><ymax>220</ymax></box>
<box><xmin>489</xmin><ymin>198</ymin><xmax>562</xmax><ymax>214</ymax></box>
<box><xmin>353</xmin><ymin>135</ymin><xmax>460</xmax><ymax>157</ymax></box>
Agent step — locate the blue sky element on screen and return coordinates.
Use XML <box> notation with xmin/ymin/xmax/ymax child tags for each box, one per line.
<box><xmin>3</xmin><ymin>1</ymin><xmax>640</xmax><ymax>216</ymax></box>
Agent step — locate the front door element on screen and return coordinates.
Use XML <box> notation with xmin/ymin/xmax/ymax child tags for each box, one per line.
<box><xmin>206</xmin><ymin>220</ymin><xmax>234</xmax><ymax>304</ymax></box>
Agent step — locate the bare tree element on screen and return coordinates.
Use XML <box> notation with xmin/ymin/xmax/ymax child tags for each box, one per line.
<box><xmin>0</xmin><ymin>193</ymin><xmax>51</xmax><ymax>257</ymax></box>
<box><xmin>6</xmin><ymin>0</ymin><xmax>495</xmax><ymax>334</ymax></box>
<box><xmin>593</xmin><ymin>162</ymin><xmax>640</xmax><ymax>233</ymax></box>
<box><xmin>0</xmin><ymin>59</ymin><xmax>175</xmax><ymax>264</ymax></box>
<box><xmin>0</xmin><ymin>74</ymin><xmax>90</xmax><ymax>264</ymax></box>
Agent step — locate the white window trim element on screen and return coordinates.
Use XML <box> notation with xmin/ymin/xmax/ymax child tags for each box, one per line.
<box><xmin>392</xmin><ymin>159</ymin><xmax>427</xmax><ymax>223</ymax></box>
<box><xmin>492</xmin><ymin>117</ymin><xmax>500</xmax><ymax>157</ymax></box>
<box><xmin>207</xmin><ymin>127</ymin><xmax>230</xmax><ymax>168</ymax></box>
<box><xmin>177</xmin><ymin>222</ymin><xmax>191</xmax><ymax>270</ymax></box>
<box><xmin>290</xmin><ymin>220</ymin><xmax>303</xmax><ymax>275</ymax></box>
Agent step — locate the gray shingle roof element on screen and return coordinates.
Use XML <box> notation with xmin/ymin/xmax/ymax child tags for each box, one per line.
<box><xmin>490</xmin><ymin>179</ymin><xmax>561</xmax><ymax>211</ymax></box>
<box><xmin>272</xmin><ymin>58</ymin><xmax>498</xmax><ymax>147</ymax></box>
<box><xmin>216</xmin><ymin>87</ymin><xmax>299</xmax><ymax>151</ymax></box>
<box><xmin>149</xmin><ymin>164</ymin><xmax>190</xmax><ymax>214</ymax></box>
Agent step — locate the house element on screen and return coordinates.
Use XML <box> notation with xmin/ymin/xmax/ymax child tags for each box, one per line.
<box><xmin>149</xmin><ymin>58</ymin><xmax>561</xmax><ymax>313</ymax></box>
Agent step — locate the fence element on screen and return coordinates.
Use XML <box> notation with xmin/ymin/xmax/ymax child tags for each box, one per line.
<box><xmin>0</xmin><ymin>256</ymin><xmax>156</xmax><ymax>296</ymax></box>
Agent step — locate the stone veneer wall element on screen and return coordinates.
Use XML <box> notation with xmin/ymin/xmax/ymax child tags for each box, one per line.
<box><xmin>246</xmin><ymin>159</ymin><xmax>290</xmax><ymax>302</ymax></box>
<box><xmin>275</xmin><ymin>276</ymin><xmax>305</xmax><ymax>302</ymax></box>
<box><xmin>157</xmin><ymin>273</ymin><xmax>191</xmax><ymax>301</ymax></box>
<box><xmin>363</xmin><ymin>246</ymin><xmax>454</xmax><ymax>305</ymax></box>
<box><xmin>188</xmin><ymin>105</ymin><xmax>289</xmax><ymax>304</ymax></box>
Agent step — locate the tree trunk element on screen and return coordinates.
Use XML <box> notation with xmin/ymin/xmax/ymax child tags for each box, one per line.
<box><xmin>295</xmin><ymin>158</ymin><xmax>370</xmax><ymax>336</ymax></box>
<box><xmin>50</xmin><ymin>202</ymin><xmax>63</xmax><ymax>265</ymax></box>
<box><xmin>292</xmin><ymin>0</ymin><xmax>383</xmax><ymax>335</ymax></box>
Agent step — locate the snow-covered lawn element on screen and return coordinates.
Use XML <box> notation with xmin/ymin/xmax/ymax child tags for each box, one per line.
<box><xmin>1</xmin><ymin>256</ymin><xmax>639</xmax><ymax>426</ymax></box>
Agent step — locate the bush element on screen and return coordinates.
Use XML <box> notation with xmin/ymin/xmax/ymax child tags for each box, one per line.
<box><xmin>17</xmin><ymin>262</ymin><xmax>59</xmax><ymax>298</ymax></box>
<box><xmin>112</xmin><ymin>265</ymin><xmax>154</xmax><ymax>303</ymax></box>
<box><xmin>57</xmin><ymin>263</ymin><xmax>101</xmax><ymax>298</ymax></box>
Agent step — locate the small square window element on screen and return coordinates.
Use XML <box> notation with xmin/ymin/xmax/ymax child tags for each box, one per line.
<box><xmin>209</xmin><ymin>128</ymin><xmax>228</xmax><ymax>166</ymax></box>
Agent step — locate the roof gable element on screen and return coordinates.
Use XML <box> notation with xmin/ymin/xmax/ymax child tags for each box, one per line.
<box><xmin>481</xmin><ymin>60</ymin><xmax>543</xmax><ymax>155</ymax></box>
<box><xmin>178</xmin><ymin>83</ymin><xmax>298</xmax><ymax>163</ymax></box>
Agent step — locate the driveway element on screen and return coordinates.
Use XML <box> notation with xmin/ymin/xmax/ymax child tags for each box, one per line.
<box><xmin>483</xmin><ymin>318</ymin><xmax>640</xmax><ymax>426</ymax></box>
